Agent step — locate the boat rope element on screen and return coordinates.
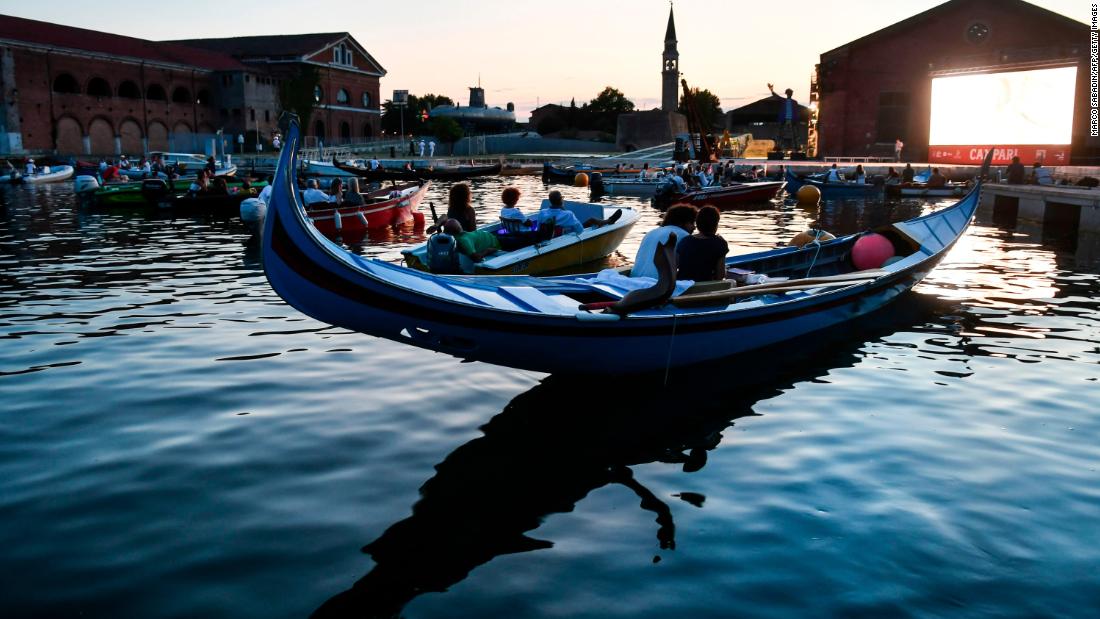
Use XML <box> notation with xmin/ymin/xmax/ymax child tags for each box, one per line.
<box><xmin>804</xmin><ymin>232</ymin><xmax>825</xmax><ymax>277</ymax></box>
<box><xmin>663</xmin><ymin>313</ymin><xmax>679</xmax><ymax>387</ymax></box>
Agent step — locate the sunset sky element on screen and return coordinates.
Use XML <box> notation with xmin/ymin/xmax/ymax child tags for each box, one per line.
<box><xmin>4</xmin><ymin>0</ymin><xmax>1088</xmax><ymax>119</ymax></box>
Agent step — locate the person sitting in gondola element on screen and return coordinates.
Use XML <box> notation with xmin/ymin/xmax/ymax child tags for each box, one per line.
<box><xmin>444</xmin><ymin>218</ymin><xmax>500</xmax><ymax>262</ymax></box>
<box><xmin>343</xmin><ymin>178</ymin><xmax>365</xmax><ymax>206</ymax></box>
<box><xmin>677</xmin><ymin>205</ymin><xmax>729</xmax><ymax>282</ymax></box>
<box><xmin>885</xmin><ymin>167</ymin><xmax>900</xmax><ymax>183</ymax></box>
<box><xmin>927</xmin><ymin>168</ymin><xmax>947</xmax><ymax>188</ymax></box>
<box><xmin>188</xmin><ymin>169</ymin><xmax>209</xmax><ymax>195</ymax></box>
<box><xmin>825</xmin><ymin>164</ymin><xmax>841</xmax><ymax>183</ymax></box>
<box><xmin>902</xmin><ymin>163</ymin><xmax>915</xmax><ymax>183</ymax></box>
<box><xmin>327</xmin><ymin>178</ymin><xmax>345</xmax><ymax>206</ymax></box>
<box><xmin>302</xmin><ymin>178</ymin><xmax>332</xmax><ymax>207</ymax></box>
<box><xmin>631</xmin><ymin>204</ymin><xmax>696</xmax><ymax>279</ymax></box>
<box><xmin>853</xmin><ymin>165</ymin><xmax>866</xmax><ymax>184</ymax></box>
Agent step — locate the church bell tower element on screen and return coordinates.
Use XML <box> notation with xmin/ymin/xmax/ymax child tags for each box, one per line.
<box><xmin>662</xmin><ymin>5</ymin><xmax>679</xmax><ymax>112</ymax></box>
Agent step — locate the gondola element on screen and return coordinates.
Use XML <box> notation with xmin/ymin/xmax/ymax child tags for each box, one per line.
<box><xmin>784</xmin><ymin>170</ymin><xmax>883</xmax><ymax>198</ymax></box>
<box><xmin>261</xmin><ymin>116</ymin><xmax>989</xmax><ymax>375</ymax></box>
<box><xmin>307</xmin><ymin>181</ymin><xmax>429</xmax><ymax>242</ymax></box>
<box><xmin>331</xmin><ymin>158</ymin><xmax>501</xmax><ymax>181</ymax></box>
<box><xmin>653</xmin><ymin>180</ymin><xmax>786</xmax><ymax>209</ymax></box>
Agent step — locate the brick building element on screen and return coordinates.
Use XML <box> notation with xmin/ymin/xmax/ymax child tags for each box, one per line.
<box><xmin>815</xmin><ymin>0</ymin><xmax>1091</xmax><ymax>163</ymax></box>
<box><xmin>0</xmin><ymin>14</ymin><xmax>384</xmax><ymax>156</ymax></box>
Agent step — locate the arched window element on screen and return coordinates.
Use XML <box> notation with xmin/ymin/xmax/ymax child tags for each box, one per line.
<box><xmin>146</xmin><ymin>84</ymin><xmax>167</xmax><ymax>101</ymax></box>
<box><xmin>118</xmin><ymin>80</ymin><xmax>141</xmax><ymax>99</ymax></box>
<box><xmin>333</xmin><ymin>43</ymin><xmax>352</xmax><ymax>66</ymax></box>
<box><xmin>87</xmin><ymin>77</ymin><xmax>112</xmax><ymax>98</ymax></box>
<box><xmin>196</xmin><ymin>89</ymin><xmax>211</xmax><ymax>105</ymax></box>
<box><xmin>361</xmin><ymin>92</ymin><xmax>372</xmax><ymax>108</ymax></box>
<box><xmin>336</xmin><ymin>88</ymin><xmax>349</xmax><ymax>104</ymax></box>
<box><xmin>52</xmin><ymin>73</ymin><xmax>80</xmax><ymax>94</ymax></box>
<box><xmin>313</xmin><ymin>85</ymin><xmax>323</xmax><ymax>103</ymax></box>
<box><xmin>171</xmin><ymin>86</ymin><xmax>192</xmax><ymax>104</ymax></box>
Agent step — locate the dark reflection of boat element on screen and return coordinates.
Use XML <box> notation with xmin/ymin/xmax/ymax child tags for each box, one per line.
<box><xmin>311</xmin><ymin>296</ymin><xmax>946</xmax><ymax>619</ymax></box>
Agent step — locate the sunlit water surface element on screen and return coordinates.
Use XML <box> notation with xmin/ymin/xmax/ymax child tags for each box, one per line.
<box><xmin>1</xmin><ymin>177</ymin><xmax>1098</xmax><ymax>618</ymax></box>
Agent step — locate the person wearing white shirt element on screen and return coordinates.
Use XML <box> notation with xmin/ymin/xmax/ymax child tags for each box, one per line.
<box><xmin>418</xmin><ymin>140</ymin><xmax>426</xmax><ymax>157</ymax></box>
<box><xmin>825</xmin><ymin>164</ymin><xmax>841</xmax><ymax>182</ymax></box>
<box><xmin>537</xmin><ymin>190</ymin><xmax>584</xmax><ymax>234</ymax></box>
<box><xmin>631</xmin><ymin>205</ymin><xmax>697</xmax><ymax>279</ymax></box>
<box><xmin>25</xmin><ymin>159</ymin><xmax>35</xmax><ymax>175</ymax></box>
<box><xmin>429</xmin><ymin>141</ymin><xmax>436</xmax><ymax>157</ymax></box>
<box><xmin>302</xmin><ymin>179</ymin><xmax>332</xmax><ymax>206</ymax></box>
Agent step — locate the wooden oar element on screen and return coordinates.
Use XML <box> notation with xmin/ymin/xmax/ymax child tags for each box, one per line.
<box><xmin>672</xmin><ymin>270</ymin><xmax>887</xmax><ymax>307</ymax></box>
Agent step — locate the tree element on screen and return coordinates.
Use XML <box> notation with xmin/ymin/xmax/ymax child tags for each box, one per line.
<box><xmin>380</xmin><ymin>93</ymin><xmax>455</xmax><ymax>135</ymax></box>
<box><xmin>588</xmin><ymin>87</ymin><xmax>635</xmax><ymax>115</ymax></box>
<box><xmin>679</xmin><ymin>87</ymin><xmax>724</xmax><ymax>131</ymax></box>
<box><xmin>278</xmin><ymin>65</ymin><xmax>321</xmax><ymax>134</ymax></box>
<box><xmin>426</xmin><ymin>116</ymin><xmax>463</xmax><ymax>154</ymax></box>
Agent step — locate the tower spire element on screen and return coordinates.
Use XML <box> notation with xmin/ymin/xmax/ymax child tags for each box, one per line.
<box><xmin>661</xmin><ymin>3</ymin><xmax>679</xmax><ymax>111</ymax></box>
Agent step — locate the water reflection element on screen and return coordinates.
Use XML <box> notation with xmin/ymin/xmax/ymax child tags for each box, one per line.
<box><xmin>312</xmin><ymin>296</ymin><xmax>948</xmax><ymax>618</ymax></box>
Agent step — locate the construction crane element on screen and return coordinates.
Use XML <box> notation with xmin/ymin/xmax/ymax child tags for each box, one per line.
<box><xmin>679</xmin><ymin>78</ymin><xmax>718</xmax><ymax>163</ymax></box>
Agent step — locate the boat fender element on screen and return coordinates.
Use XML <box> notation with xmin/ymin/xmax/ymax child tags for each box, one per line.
<box><xmin>333</xmin><ymin>210</ymin><xmax>342</xmax><ymax>231</ymax></box>
<box><xmin>789</xmin><ymin>228</ymin><xmax>835</xmax><ymax>248</ymax></box>
<box><xmin>851</xmin><ymin>232</ymin><xmax>895</xmax><ymax>270</ymax></box>
<box><xmin>356</xmin><ymin>212</ymin><xmax>369</xmax><ymax>228</ymax></box>
<box><xmin>426</xmin><ymin>233</ymin><xmax>460</xmax><ymax>274</ymax></box>
<box><xmin>412</xmin><ymin>211</ymin><xmax>426</xmax><ymax>231</ymax></box>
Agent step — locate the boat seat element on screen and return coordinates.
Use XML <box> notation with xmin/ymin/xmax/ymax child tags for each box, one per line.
<box><xmin>500</xmin><ymin>217</ymin><xmax>527</xmax><ymax>233</ymax></box>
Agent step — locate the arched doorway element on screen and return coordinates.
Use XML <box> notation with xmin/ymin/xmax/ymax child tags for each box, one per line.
<box><xmin>313</xmin><ymin>119</ymin><xmax>325</xmax><ymax>139</ymax></box>
<box><xmin>119</xmin><ymin>119</ymin><xmax>143</xmax><ymax>154</ymax></box>
<box><xmin>362</xmin><ymin>123</ymin><xmax>373</xmax><ymax>138</ymax></box>
<box><xmin>147</xmin><ymin>121</ymin><xmax>169</xmax><ymax>151</ymax></box>
<box><xmin>339</xmin><ymin>121</ymin><xmax>351</xmax><ymax>141</ymax></box>
<box><xmin>172</xmin><ymin>122</ymin><xmax>194</xmax><ymax>152</ymax></box>
<box><xmin>88</xmin><ymin>118</ymin><xmax>114</xmax><ymax>155</ymax></box>
<box><xmin>54</xmin><ymin>117</ymin><xmax>83</xmax><ymax>154</ymax></box>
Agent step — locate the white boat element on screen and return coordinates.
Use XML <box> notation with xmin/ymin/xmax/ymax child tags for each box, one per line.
<box><xmin>3</xmin><ymin>165</ymin><xmax>75</xmax><ymax>184</ymax></box>
<box><xmin>591</xmin><ymin>173</ymin><xmax>666</xmax><ymax>197</ymax></box>
<box><xmin>150</xmin><ymin>152</ymin><xmax>237</xmax><ymax>178</ymax></box>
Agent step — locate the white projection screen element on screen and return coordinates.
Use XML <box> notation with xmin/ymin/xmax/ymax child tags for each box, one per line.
<box><xmin>929</xmin><ymin>66</ymin><xmax>1077</xmax><ymax>145</ymax></box>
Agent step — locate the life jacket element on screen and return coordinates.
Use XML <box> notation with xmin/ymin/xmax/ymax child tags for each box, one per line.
<box><xmin>426</xmin><ymin>232</ymin><xmax>460</xmax><ymax>274</ymax></box>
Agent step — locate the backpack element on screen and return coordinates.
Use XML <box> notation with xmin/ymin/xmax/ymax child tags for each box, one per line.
<box><xmin>426</xmin><ymin>232</ymin><xmax>460</xmax><ymax>274</ymax></box>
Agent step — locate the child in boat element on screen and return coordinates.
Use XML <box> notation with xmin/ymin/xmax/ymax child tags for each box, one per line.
<box><xmin>499</xmin><ymin>187</ymin><xmax>527</xmax><ymax>222</ymax></box>
<box><xmin>444</xmin><ymin>218</ymin><xmax>500</xmax><ymax>262</ymax></box>
<box><xmin>676</xmin><ymin>206</ymin><xmax>729</xmax><ymax>282</ymax></box>
<box><xmin>631</xmin><ymin>204</ymin><xmax>697</xmax><ymax>279</ymax></box>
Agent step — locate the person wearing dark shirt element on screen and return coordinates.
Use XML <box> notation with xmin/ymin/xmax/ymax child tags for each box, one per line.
<box><xmin>902</xmin><ymin>163</ymin><xmax>915</xmax><ymax>183</ymax></box>
<box><xmin>676</xmin><ymin>206</ymin><xmax>729</xmax><ymax>282</ymax></box>
<box><xmin>927</xmin><ymin>168</ymin><xmax>947</xmax><ymax>188</ymax></box>
<box><xmin>205</xmin><ymin>156</ymin><xmax>217</xmax><ymax>176</ymax></box>
<box><xmin>428</xmin><ymin>183</ymin><xmax>478</xmax><ymax>234</ymax></box>
<box><xmin>1005</xmin><ymin>156</ymin><xmax>1025</xmax><ymax>184</ymax></box>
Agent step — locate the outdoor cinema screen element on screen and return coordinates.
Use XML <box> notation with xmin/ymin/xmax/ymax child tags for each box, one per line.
<box><xmin>929</xmin><ymin>66</ymin><xmax>1077</xmax><ymax>146</ymax></box>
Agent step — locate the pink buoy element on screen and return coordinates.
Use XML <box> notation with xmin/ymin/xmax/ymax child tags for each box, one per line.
<box><xmin>851</xmin><ymin>233</ymin><xmax>895</xmax><ymax>270</ymax></box>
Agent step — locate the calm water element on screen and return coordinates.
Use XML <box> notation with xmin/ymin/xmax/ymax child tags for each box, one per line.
<box><xmin>1</xmin><ymin>177</ymin><xmax>1098</xmax><ymax>618</ymax></box>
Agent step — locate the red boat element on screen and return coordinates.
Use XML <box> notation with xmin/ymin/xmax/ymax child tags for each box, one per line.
<box><xmin>654</xmin><ymin>181</ymin><xmax>786</xmax><ymax>209</ymax></box>
<box><xmin>308</xmin><ymin>181</ymin><xmax>430</xmax><ymax>242</ymax></box>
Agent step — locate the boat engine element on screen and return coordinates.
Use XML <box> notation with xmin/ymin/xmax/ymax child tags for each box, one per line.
<box><xmin>141</xmin><ymin>179</ymin><xmax>170</xmax><ymax>205</ymax></box>
<box><xmin>73</xmin><ymin>175</ymin><xmax>100</xmax><ymax>194</ymax></box>
<box><xmin>426</xmin><ymin>232</ymin><xmax>460</xmax><ymax>274</ymax></box>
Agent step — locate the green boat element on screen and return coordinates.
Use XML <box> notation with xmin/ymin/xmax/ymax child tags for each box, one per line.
<box><xmin>84</xmin><ymin>177</ymin><xmax>269</xmax><ymax>210</ymax></box>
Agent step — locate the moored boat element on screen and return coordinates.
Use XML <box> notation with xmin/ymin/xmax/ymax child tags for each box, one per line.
<box><xmin>542</xmin><ymin>162</ymin><xmax>639</xmax><ymax>183</ymax></box>
<box><xmin>3</xmin><ymin>165</ymin><xmax>75</xmax><ymax>184</ymax></box>
<box><xmin>784</xmin><ymin>170</ymin><xmax>882</xmax><ymax>198</ymax></box>
<box><xmin>653</xmin><ymin>180</ymin><xmax>786</xmax><ymax>209</ymax></box>
<box><xmin>83</xmin><ymin>177</ymin><xmax>268</xmax><ymax>209</ymax></box>
<box><xmin>401</xmin><ymin>200</ymin><xmax>638</xmax><ymax>275</ymax></box>
<box><xmin>260</xmin><ymin>116</ymin><xmax>991</xmax><ymax>375</ymax></box>
<box><xmin>590</xmin><ymin>173</ymin><xmax>666</xmax><ymax>197</ymax></box>
<box><xmin>885</xmin><ymin>182</ymin><xmax>969</xmax><ymax>198</ymax></box>
<box><xmin>331</xmin><ymin>158</ymin><xmax>501</xmax><ymax>181</ymax></box>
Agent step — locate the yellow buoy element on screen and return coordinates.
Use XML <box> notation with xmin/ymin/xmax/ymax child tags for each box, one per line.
<box><xmin>796</xmin><ymin>185</ymin><xmax>821</xmax><ymax>206</ymax></box>
<box><xmin>574</xmin><ymin>172</ymin><xmax>589</xmax><ymax>187</ymax></box>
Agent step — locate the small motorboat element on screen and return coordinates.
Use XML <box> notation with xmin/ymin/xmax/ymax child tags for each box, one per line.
<box><xmin>653</xmin><ymin>180</ymin><xmax>787</xmax><ymax>209</ymax></box>
<box><xmin>307</xmin><ymin>181</ymin><xmax>429</xmax><ymax>242</ymax></box>
<box><xmin>542</xmin><ymin>162</ymin><xmax>639</xmax><ymax>183</ymax></box>
<box><xmin>784</xmin><ymin>170</ymin><xmax>882</xmax><ymax>198</ymax></box>
<box><xmin>3</xmin><ymin>165</ymin><xmax>75</xmax><ymax>184</ymax></box>
<box><xmin>259</xmin><ymin>116</ymin><xmax>993</xmax><ymax>375</ymax></box>
<box><xmin>590</xmin><ymin>173</ymin><xmax>667</xmax><ymax>197</ymax></box>
<box><xmin>401</xmin><ymin>200</ymin><xmax>638</xmax><ymax>275</ymax></box>
<box><xmin>81</xmin><ymin>177</ymin><xmax>267</xmax><ymax>209</ymax></box>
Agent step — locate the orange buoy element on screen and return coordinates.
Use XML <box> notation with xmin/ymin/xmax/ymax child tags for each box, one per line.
<box><xmin>795</xmin><ymin>185</ymin><xmax>820</xmax><ymax>206</ymax></box>
<box><xmin>851</xmin><ymin>233</ymin><xmax>895</xmax><ymax>270</ymax></box>
<box><xmin>789</xmin><ymin>228</ymin><xmax>836</xmax><ymax>248</ymax></box>
<box><xmin>574</xmin><ymin>172</ymin><xmax>589</xmax><ymax>187</ymax></box>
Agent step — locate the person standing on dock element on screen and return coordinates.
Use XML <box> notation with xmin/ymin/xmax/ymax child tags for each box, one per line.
<box><xmin>770</xmin><ymin>83</ymin><xmax>801</xmax><ymax>152</ymax></box>
<box><xmin>1005</xmin><ymin>156</ymin><xmax>1025</xmax><ymax>184</ymax></box>
<box><xmin>894</xmin><ymin>138</ymin><xmax>904</xmax><ymax>162</ymax></box>
<box><xmin>429</xmin><ymin>141</ymin><xmax>436</xmax><ymax>157</ymax></box>
<box><xmin>418</xmin><ymin>140</ymin><xmax>426</xmax><ymax>157</ymax></box>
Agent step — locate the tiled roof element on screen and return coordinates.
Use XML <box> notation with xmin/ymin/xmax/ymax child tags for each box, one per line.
<box><xmin>0</xmin><ymin>13</ymin><xmax>244</xmax><ymax>70</ymax></box>
<box><xmin>167</xmin><ymin>33</ymin><xmax>347</xmax><ymax>59</ymax></box>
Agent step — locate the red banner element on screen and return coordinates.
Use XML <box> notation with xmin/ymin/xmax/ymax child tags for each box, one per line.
<box><xmin>928</xmin><ymin>145</ymin><xmax>1070</xmax><ymax>165</ymax></box>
